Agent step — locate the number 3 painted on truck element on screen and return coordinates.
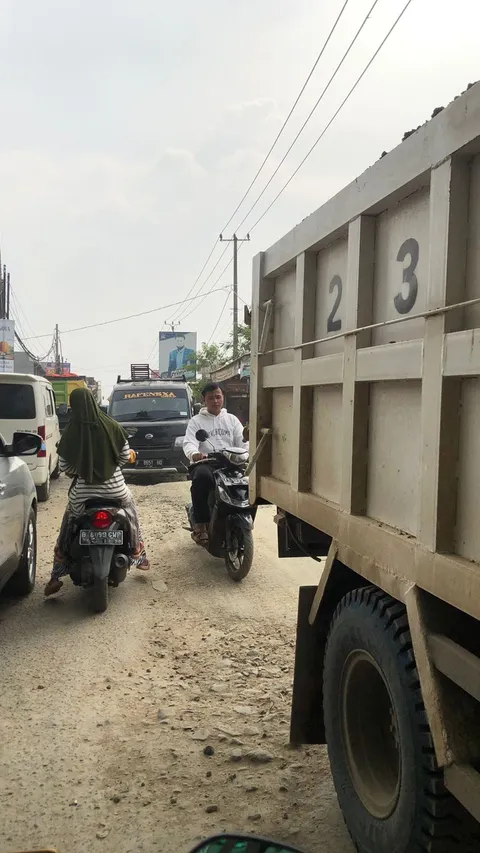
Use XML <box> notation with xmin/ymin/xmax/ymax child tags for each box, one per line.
<box><xmin>394</xmin><ymin>238</ymin><xmax>419</xmax><ymax>315</ymax></box>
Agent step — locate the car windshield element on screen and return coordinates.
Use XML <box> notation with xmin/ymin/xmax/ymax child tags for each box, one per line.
<box><xmin>0</xmin><ymin>383</ymin><xmax>35</xmax><ymax>419</ymax></box>
<box><xmin>110</xmin><ymin>388</ymin><xmax>189</xmax><ymax>422</ymax></box>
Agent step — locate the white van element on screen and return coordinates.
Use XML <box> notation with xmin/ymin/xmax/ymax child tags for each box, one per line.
<box><xmin>0</xmin><ymin>374</ymin><xmax>61</xmax><ymax>501</ymax></box>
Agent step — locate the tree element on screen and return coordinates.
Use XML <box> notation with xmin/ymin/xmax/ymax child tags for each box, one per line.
<box><xmin>188</xmin><ymin>326</ymin><xmax>251</xmax><ymax>401</ymax></box>
<box><xmin>188</xmin><ymin>342</ymin><xmax>228</xmax><ymax>401</ymax></box>
<box><xmin>223</xmin><ymin>324</ymin><xmax>251</xmax><ymax>360</ymax></box>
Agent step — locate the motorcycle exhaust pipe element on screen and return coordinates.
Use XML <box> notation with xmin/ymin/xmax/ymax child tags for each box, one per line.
<box><xmin>114</xmin><ymin>554</ymin><xmax>129</xmax><ymax>570</ymax></box>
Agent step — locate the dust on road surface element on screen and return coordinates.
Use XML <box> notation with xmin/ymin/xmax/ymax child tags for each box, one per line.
<box><xmin>0</xmin><ymin>476</ymin><xmax>352</xmax><ymax>853</ymax></box>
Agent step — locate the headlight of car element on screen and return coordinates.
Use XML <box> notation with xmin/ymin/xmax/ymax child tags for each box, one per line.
<box><xmin>174</xmin><ymin>436</ymin><xmax>185</xmax><ymax>449</ymax></box>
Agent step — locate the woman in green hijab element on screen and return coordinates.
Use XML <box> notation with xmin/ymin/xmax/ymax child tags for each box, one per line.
<box><xmin>44</xmin><ymin>387</ymin><xmax>149</xmax><ymax>596</ymax></box>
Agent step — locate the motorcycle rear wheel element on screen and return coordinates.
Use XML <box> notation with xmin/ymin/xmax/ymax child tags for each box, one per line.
<box><xmin>92</xmin><ymin>575</ymin><xmax>108</xmax><ymax>613</ymax></box>
<box><xmin>225</xmin><ymin>528</ymin><xmax>253</xmax><ymax>582</ymax></box>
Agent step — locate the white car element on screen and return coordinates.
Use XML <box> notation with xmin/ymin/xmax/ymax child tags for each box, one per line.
<box><xmin>0</xmin><ymin>374</ymin><xmax>61</xmax><ymax>501</ymax></box>
<box><xmin>0</xmin><ymin>430</ymin><xmax>41</xmax><ymax>596</ymax></box>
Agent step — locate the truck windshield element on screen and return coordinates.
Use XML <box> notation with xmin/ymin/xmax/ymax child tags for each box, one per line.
<box><xmin>110</xmin><ymin>388</ymin><xmax>189</xmax><ymax>422</ymax></box>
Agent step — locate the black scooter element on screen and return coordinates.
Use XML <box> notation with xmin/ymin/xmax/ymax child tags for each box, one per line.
<box><xmin>66</xmin><ymin>500</ymin><xmax>133</xmax><ymax>612</ymax></box>
<box><xmin>186</xmin><ymin>429</ymin><xmax>256</xmax><ymax>581</ymax></box>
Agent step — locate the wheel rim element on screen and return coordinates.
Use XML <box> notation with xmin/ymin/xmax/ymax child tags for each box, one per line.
<box><xmin>26</xmin><ymin>520</ymin><xmax>35</xmax><ymax>583</ymax></box>
<box><xmin>340</xmin><ymin>649</ymin><xmax>400</xmax><ymax>819</ymax></box>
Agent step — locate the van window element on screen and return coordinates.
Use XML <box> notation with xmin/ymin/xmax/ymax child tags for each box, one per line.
<box><xmin>0</xmin><ymin>383</ymin><xmax>36</xmax><ymax>419</ymax></box>
<box><xmin>43</xmin><ymin>387</ymin><xmax>54</xmax><ymax>417</ymax></box>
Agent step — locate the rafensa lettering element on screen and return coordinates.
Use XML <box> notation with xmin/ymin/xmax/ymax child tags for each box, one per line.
<box><xmin>122</xmin><ymin>392</ymin><xmax>177</xmax><ymax>399</ymax></box>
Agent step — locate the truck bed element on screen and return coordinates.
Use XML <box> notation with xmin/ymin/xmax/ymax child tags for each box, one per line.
<box><xmin>249</xmin><ymin>82</ymin><xmax>480</xmax><ymax>830</ymax></box>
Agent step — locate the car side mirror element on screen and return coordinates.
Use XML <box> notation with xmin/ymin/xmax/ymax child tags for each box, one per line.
<box><xmin>193</xmin><ymin>402</ymin><xmax>201</xmax><ymax>415</ymax></box>
<box><xmin>8</xmin><ymin>432</ymin><xmax>42</xmax><ymax>457</ymax></box>
<box><xmin>195</xmin><ymin>429</ymin><xmax>209</xmax><ymax>442</ymax></box>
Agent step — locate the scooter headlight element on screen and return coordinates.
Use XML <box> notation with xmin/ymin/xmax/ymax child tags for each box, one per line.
<box><xmin>222</xmin><ymin>449</ymin><xmax>249</xmax><ymax>465</ymax></box>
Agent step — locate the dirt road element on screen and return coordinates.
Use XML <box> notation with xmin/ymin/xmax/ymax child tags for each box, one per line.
<box><xmin>0</xmin><ymin>477</ymin><xmax>352</xmax><ymax>853</ymax></box>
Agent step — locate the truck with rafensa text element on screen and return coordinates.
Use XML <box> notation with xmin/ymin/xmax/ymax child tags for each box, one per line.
<box><xmin>108</xmin><ymin>364</ymin><xmax>195</xmax><ymax>475</ymax></box>
<box><xmin>249</xmin><ymin>84</ymin><xmax>480</xmax><ymax>852</ymax></box>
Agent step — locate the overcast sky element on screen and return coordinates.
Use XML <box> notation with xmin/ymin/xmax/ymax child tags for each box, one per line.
<box><xmin>1</xmin><ymin>0</ymin><xmax>478</xmax><ymax>395</ymax></box>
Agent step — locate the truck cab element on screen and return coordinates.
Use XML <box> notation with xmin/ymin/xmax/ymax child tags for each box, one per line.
<box><xmin>108</xmin><ymin>364</ymin><xmax>193</xmax><ymax>475</ymax></box>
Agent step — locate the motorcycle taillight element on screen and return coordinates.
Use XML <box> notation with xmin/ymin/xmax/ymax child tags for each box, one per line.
<box><xmin>91</xmin><ymin>510</ymin><xmax>113</xmax><ymax>529</ymax></box>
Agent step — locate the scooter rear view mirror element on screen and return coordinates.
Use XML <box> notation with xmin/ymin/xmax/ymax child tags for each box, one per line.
<box><xmin>195</xmin><ymin>429</ymin><xmax>209</xmax><ymax>442</ymax></box>
<box><xmin>188</xmin><ymin>834</ymin><xmax>306</xmax><ymax>853</ymax></box>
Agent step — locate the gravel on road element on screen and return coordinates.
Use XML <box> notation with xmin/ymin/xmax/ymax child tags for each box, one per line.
<box><xmin>0</xmin><ymin>476</ymin><xmax>352</xmax><ymax>853</ymax></box>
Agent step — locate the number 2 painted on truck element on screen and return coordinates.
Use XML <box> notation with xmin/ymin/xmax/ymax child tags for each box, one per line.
<box><xmin>327</xmin><ymin>275</ymin><xmax>343</xmax><ymax>332</ymax></box>
<box><xmin>394</xmin><ymin>237</ymin><xmax>419</xmax><ymax>315</ymax></box>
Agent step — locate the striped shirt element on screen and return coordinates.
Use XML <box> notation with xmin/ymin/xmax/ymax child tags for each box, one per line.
<box><xmin>60</xmin><ymin>441</ymin><xmax>131</xmax><ymax>516</ymax></box>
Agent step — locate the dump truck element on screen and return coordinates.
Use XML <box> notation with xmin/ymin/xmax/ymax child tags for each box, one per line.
<box><xmin>49</xmin><ymin>375</ymin><xmax>87</xmax><ymax>407</ymax></box>
<box><xmin>249</xmin><ymin>83</ymin><xmax>480</xmax><ymax>852</ymax></box>
<box><xmin>49</xmin><ymin>376</ymin><xmax>87</xmax><ymax>432</ymax></box>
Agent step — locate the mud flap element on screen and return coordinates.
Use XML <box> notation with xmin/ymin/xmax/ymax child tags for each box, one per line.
<box><xmin>290</xmin><ymin>585</ymin><xmax>327</xmax><ymax>746</ymax></box>
<box><xmin>88</xmin><ymin>546</ymin><xmax>114</xmax><ymax>581</ymax></box>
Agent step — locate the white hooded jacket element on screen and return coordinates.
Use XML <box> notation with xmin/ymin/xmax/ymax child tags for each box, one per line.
<box><xmin>183</xmin><ymin>407</ymin><xmax>245</xmax><ymax>462</ymax></box>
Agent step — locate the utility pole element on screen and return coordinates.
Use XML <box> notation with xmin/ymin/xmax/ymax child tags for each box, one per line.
<box><xmin>0</xmin><ymin>254</ymin><xmax>10</xmax><ymax>320</ymax></box>
<box><xmin>219</xmin><ymin>232</ymin><xmax>250</xmax><ymax>358</ymax></box>
<box><xmin>54</xmin><ymin>324</ymin><xmax>61</xmax><ymax>373</ymax></box>
<box><xmin>165</xmin><ymin>320</ymin><xmax>181</xmax><ymax>332</ymax></box>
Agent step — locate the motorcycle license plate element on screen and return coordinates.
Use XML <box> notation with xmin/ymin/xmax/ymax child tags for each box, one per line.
<box><xmin>79</xmin><ymin>530</ymin><xmax>124</xmax><ymax>546</ymax></box>
<box><xmin>138</xmin><ymin>459</ymin><xmax>162</xmax><ymax>468</ymax></box>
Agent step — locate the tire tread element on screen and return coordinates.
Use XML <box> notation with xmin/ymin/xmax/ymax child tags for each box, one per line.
<box><xmin>326</xmin><ymin>586</ymin><xmax>479</xmax><ymax>852</ymax></box>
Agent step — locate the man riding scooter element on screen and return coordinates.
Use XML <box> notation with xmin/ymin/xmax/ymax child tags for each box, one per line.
<box><xmin>183</xmin><ymin>383</ymin><xmax>246</xmax><ymax>545</ymax></box>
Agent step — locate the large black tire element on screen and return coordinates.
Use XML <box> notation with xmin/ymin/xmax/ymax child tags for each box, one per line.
<box><xmin>7</xmin><ymin>508</ymin><xmax>37</xmax><ymax>596</ymax></box>
<box><xmin>323</xmin><ymin>586</ymin><xmax>476</xmax><ymax>853</ymax></box>
<box><xmin>225</xmin><ymin>528</ymin><xmax>253</xmax><ymax>582</ymax></box>
<box><xmin>92</xmin><ymin>575</ymin><xmax>108</xmax><ymax>613</ymax></box>
<box><xmin>37</xmin><ymin>468</ymin><xmax>50</xmax><ymax>502</ymax></box>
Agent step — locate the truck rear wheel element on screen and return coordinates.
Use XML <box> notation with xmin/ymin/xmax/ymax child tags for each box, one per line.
<box><xmin>323</xmin><ymin>586</ymin><xmax>474</xmax><ymax>853</ymax></box>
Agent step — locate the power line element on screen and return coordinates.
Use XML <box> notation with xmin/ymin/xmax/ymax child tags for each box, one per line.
<box><xmin>14</xmin><ymin>330</ymin><xmax>54</xmax><ymax>363</ymax></box>
<box><xmin>177</xmin><ymin>255</ymin><xmax>234</xmax><ymax>325</ymax></box>
<box><xmin>220</xmin><ymin>0</ymin><xmax>352</xmax><ymax>236</ymax></box>
<box><xmin>246</xmin><ymin>0</ymin><xmax>414</xmax><ymax>235</ymax></box>
<box><xmin>146</xmin><ymin>337</ymin><xmax>158</xmax><ymax>365</ymax></box>
<box><xmin>171</xmin><ymin>242</ymin><xmax>230</xmax><ymax>325</ymax></box>
<box><xmin>234</xmin><ymin>0</ymin><xmax>381</xmax><ymax>234</ymax></box>
<box><xmin>171</xmin><ymin>0</ymin><xmax>379</xmax><ymax>331</ymax></box>
<box><xmin>10</xmin><ymin>289</ymin><xmax>44</xmax><ymax>355</ymax></box>
<box><xmin>168</xmin><ymin>0</ymin><xmax>352</xmax><ymax>326</ymax></box>
<box><xmin>24</xmin><ymin>286</ymin><xmax>231</xmax><ymax>339</ymax></box>
<box><xmin>189</xmin><ymin>0</ymin><xmax>412</xmax><ymax>329</ymax></box>
<box><xmin>208</xmin><ymin>290</ymin><xmax>231</xmax><ymax>345</ymax></box>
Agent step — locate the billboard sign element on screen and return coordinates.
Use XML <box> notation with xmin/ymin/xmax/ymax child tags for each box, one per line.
<box><xmin>0</xmin><ymin>319</ymin><xmax>14</xmax><ymax>373</ymax></box>
<box><xmin>43</xmin><ymin>362</ymin><xmax>71</xmax><ymax>376</ymax></box>
<box><xmin>158</xmin><ymin>331</ymin><xmax>197</xmax><ymax>380</ymax></box>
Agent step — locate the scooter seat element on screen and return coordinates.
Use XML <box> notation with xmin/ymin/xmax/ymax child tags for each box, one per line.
<box><xmin>84</xmin><ymin>498</ymin><xmax>123</xmax><ymax>509</ymax></box>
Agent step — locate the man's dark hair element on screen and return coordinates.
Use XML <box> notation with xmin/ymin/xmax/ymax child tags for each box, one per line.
<box><xmin>201</xmin><ymin>382</ymin><xmax>222</xmax><ymax>398</ymax></box>
<box><xmin>175</xmin><ymin>333</ymin><xmax>186</xmax><ymax>340</ymax></box>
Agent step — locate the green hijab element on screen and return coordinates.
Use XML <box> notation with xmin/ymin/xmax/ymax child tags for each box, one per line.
<box><xmin>58</xmin><ymin>387</ymin><xmax>128</xmax><ymax>485</ymax></box>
